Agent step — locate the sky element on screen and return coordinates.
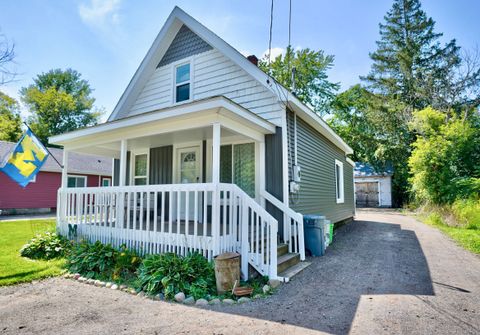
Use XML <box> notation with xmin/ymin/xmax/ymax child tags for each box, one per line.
<box><xmin>0</xmin><ymin>0</ymin><xmax>479</xmax><ymax>121</ymax></box>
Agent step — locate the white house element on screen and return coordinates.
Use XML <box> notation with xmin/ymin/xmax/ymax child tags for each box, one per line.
<box><xmin>50</xmin><ymin>7</ymin><xmax>355</xmax><ymax>281</ymax></box>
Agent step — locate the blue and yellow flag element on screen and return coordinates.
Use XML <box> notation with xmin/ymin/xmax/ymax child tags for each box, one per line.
<box><xmin>0</xmin><ymin>129</ymin><xmax>49</xmax><ymax>187</ymax></box>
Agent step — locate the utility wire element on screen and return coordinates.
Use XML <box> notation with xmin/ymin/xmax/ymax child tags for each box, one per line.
<box><xmin>267</xmin><ymin>0</ymin><xmax>274</xmax><ymax>73</ymax></box>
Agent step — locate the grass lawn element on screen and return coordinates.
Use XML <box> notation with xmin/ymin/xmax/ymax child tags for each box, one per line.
<box><xmin>421</xmin><ymin>213</ymin><xmax>480</xmax><ymax>255</ymax></box>
<box><xmin>0</xmin><ymin>219</ymin><xmax>65</xmax><ymax>286</ymax></box>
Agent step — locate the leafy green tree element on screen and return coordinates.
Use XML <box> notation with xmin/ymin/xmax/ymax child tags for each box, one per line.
<box><xmin>0</xmin><ymin>91</ymin><xmax>22</xmax><ymax>142</ymax></box>
<box><xmin>409</xmin><ymin>107</ymin><xmax>480</xmax><ymax>204</ymax></box>
<box><xmin>259</xmin><ymin>46</ymin><xmax>339</xmax><ymax>116</ymax></box>
<box><xmin>21</xmin><ymin>69</ymin><xmax>101</xmax><ymax>144</ymax></box>
<box><xmin>362</xmin><ymin>0</ymin><xmax>469</xmax><ymax>113</ymax></box>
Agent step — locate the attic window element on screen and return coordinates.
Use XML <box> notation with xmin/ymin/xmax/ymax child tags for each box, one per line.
<box><xmin>175</xmin><ymin>63</ymin><xmax>190</xmax><ymax>103</ymax></box>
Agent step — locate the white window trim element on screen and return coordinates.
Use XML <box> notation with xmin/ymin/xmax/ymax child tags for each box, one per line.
<box><xmin>172</xmin><ymin>57</ymin><xmax>194</xmax><ymax>105</ymax></box>
<box><xmin>130</xmin><ymin>150</ymin><xmax>149</xmax><ymax>185</ymax></box>
<box><xmin>102</xmin><ymin>178</ymin><xmax>111</xmax><ymax>187</ymax></box>
<box><xmin>335</xmin><ymin>159</ymin><xmax>344</xmax><ymax>204</ymax></box>
<box><xmin>67</xmin><ymin>174</ymin><xmax>87</xmax><ymax>188</ymax></box>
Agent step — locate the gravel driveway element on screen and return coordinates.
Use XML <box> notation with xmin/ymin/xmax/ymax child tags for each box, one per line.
<box><xmin>1</xmin><ymin>209</ymin><xmax>479</xmax><ymax>335</ymax></box>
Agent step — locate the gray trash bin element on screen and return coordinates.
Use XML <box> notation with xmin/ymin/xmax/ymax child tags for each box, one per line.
<box><xmin>303</xmin><ymin>214</ymin><xmax>326</xmax><ymax>256</ymax></box>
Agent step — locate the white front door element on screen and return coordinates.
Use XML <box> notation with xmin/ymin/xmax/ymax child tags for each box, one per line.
<box><xmin>176</xmin><ymin>146</ymin><xmax>201</xmax><ymax>220</ymax></box>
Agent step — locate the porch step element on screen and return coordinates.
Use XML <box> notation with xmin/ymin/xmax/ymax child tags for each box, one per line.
<box><xmin>278</xmin><ymin>261</ymin><xmax>311</xmax><ymax>281</ymax></box>
<box><xmin>277</xmin><ymin>252</ymin><xmax>300</xmax><ymax>274</ymax></box>
<box><xmin>277</xmin><ymin>243</ymin><xmax>289</xmax><ymax>257</ymax></box>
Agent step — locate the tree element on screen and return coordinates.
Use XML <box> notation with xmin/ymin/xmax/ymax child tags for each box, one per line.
<box><xmin>409</xmin><ymin>107</ymin><xmax>480</xmax><ymax>204</ymax></box>
<box><xmin>21</xmin><ymin>69</ymin><xmax>101</xmax><ymax>144</ymax></box>
<box><xmin>259</xmin><ymin>46</ymin><xmax>339</xmax><ymax>116</ymax></box>
<box><xmin>0</xmin><ymin>91</ymin><xmax>22</xmax><ymax>142</ymax></box>
<box><xmin>0</xmin><ymin>31</ymin><xmax>16</xmax><ymax>85</ymax></box>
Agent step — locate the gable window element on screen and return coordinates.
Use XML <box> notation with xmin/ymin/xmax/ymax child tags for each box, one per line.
<box><xmin>133</xmin><ymin>153</ymin><xmax>148</xmax><ymax>185</ymax></box>
<box><xmin>335</xmin><ymin>159</ymin><xmax>344</xmax><ymax>203</ymax></box>
<box><xmin>67</xmin><ymin>175</ymin><xmax>87</xmax><ymax>188</ymax></box>
<box><xmin>175</xmin><ymin>63</ymin><xmax>190</xmax><ymax>103</ymax></box>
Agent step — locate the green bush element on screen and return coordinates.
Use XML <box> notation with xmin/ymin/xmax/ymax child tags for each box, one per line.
<box><xmin>20</xmin><ymin>232</ymin><xmax>69</xmax><ymax>260</ymax></box>
<box><xmin>137</xmin><ymin>252</ymin><xmax>216</xmax><ymax>300</ymax></box>
<box><xmin>451</xmin><ymin>198</ymin><xmax>480</xmax><ymax>230</ymax></box>
<box><xmin>112</xmin><ymin>246</ymin><xmax>142</xmax><ymax>282</ymax></box>
<box><xmin>67</xmin><ymin>241</ymin><xmax>117</xmax><ymax>279</ymax></box>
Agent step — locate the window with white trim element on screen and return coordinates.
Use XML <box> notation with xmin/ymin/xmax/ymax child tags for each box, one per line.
<box><xmin>174</xmin><ymin>63</ymin><xmax>190</xmax><ymax>103</ymax></box>
<box><xmin>102</xmin><ymin>178</ymin><xmax>111</xmax><ymax>187</ymax></box>
<box><xmin>67</xmin><ymin>175</ymin><xmax>87</xmax><ymax>188</ymax></box>
<box><xmin>335</xmin><ymin>159</ymin><xmax>344</xmax><ymax>203</ymax></box>
<box><xmin>133</xmin><ymin>154</ymin><xmax>148</xmax><ymax>185</ymax></box>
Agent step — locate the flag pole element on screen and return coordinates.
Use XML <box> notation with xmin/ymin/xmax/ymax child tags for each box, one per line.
<box><xmin>23</xmin><ymin>122</ymin><xmax>64</xmax><ymax>169</ymax></box>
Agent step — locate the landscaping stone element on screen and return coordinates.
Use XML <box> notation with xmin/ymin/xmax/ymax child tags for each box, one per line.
<box><xmin>137</xmin><ymin>291</ymin><xmax>145</xmax><ymax>297</ymax></box>
<box><xmin>237</xmin><ymin>297</ymin><xmax>251</xmax><ymax>304</ymax></box>
<box><xmin>209</xmin><ymin>298</ymin><xmax>221</xmax><ymax>305</ymax></box>
<box><xmin>111</xmin><ymin>284</ymin><xmax>118</xmax><ymax>290</ymax></box>
<box><xmin>129</xmin><ymin>288</ymin><xmax>137</xmax><ymax>295</ymax></box>
<box><xmin>94</xmin><ymin>280</ymin><xmax>102</xmax><ymax>287</ymax></box>
<box><xmin>268</xmin><ymin>279</ymin><xmax>281</xmax><ymax>289</ymax></box>
<box><xmin>119</xmin><ymin>285</ymin><xmax>127</xmax><ymax>290</ymax></box>
<box><xmin>174</xmin><ymin>292</ymin><xmax>185</xmax><ymax>303</ymax></box>
<box><xmin>262</xmin><ymin>285</ymin><xmax>271</xmax><ymax>294</ymax></box>
<box><xmin>183</xmin><ymin>297</ymin><xmax>195</xmax><ymax>305</ymax></box>
<box><xmin>105</xmin><ymin>282</ymin><xmax>112</xmax><ymax>288</ymax></box>
<box><xmin>87</xmin><ymin>279</ymin><xmax>95</xmax><ymax>285</ymax></box>
<box><xmin>73</xmin><ymin>273</ymin><xmax>81</xmax><ymax>280</ymax></box>
<box><xmin>195</xmin><ymin>299</ymin><xmax>208</xmax><ymax>306</ymax></box>
<box><xmin>153</xmin><ymin>293</ymin><xmax>164</xmax><ymax>301</ymax></box>
<box><xmin>253</xmin><ymin>294</ymin><xmax>262</xmax><ymax>299</ymax></box>
<box><xmin>78</xmin><ymin>277</ymin><xmax>86</xmax><ymax>282</ymax></box>
<box><xmin>222</xmin><ymin>299</ymin><xmax>235</xmax><ymax>305</ymax></box>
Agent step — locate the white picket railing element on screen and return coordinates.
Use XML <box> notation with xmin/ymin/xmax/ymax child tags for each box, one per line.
<box><xmin>260</xmin><ymin>190</ymin><xmax>305</xmax><ymax>261</ymax></box>
<box><xmin>57</xmin><ymin>183</ymin><xmax>278</xmax><ymax>279</ymax></box>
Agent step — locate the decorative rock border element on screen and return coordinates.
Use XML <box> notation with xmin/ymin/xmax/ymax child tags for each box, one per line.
<box><xmin>63</xmin><ymin>272</ymin><xmax>276</xmax><ymax>307</ymax></box>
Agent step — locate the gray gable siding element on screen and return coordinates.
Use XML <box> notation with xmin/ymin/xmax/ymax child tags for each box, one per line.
<box><xmin>287</xmin><ymin>111</ymin><xmax>354</xmax><ymax>223</ymax></box>
<box><xmin>158</xmin><ymin>25</ymin><xmax>212</xmax><ymax>67</ymax></box>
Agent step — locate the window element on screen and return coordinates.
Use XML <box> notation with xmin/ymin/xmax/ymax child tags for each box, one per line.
<box><xmin>67</xmin><ymin>175</ymin><xmax>87</xmax><ymax>188</ymax></box>
<box><xmin>175</xmin><ymin>63</ymin><xmax>190</xmax><ymax>103</ymax></box>
<box><xmin>335</xmin><ymin>160</ymin><xmax>344</xmax><ymax>203</ymax></box>
<box><xmin>133</xmin><ymin>154</ymin><xmax>148</xmax><ymax>185</ymax></box>
<box><xmin>102</xmin><ymin>178</ymin><xmax>111</xmax><ymax>187</ymax></box>
<box><xmin>220</xmin><ymin>143</ymin><xmax>255</xmax><ymax>197</ymax></box>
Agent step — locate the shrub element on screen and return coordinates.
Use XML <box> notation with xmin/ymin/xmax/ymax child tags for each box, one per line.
<box><xmin>67</xmin><ymin>241</ymin><xmax>117</xmax><ymax>279</ymax></box>
<box><xmin>112</xmin><ymin>245</ymin><xmax>142</xmax><ymax>282</ymax></box>
<box><xmin>137</xmin><ymin>252</ymin><xmax>216</xmax><ymax>300</ymax></box>
<box><xmin>20</xmin><ymin>232</ymin><xmax>69</xmax><ymax>260</ymax></box>
<box><xmin>451</xmin><ymin>198</ymin><xmax>480</xmax><ymax>230</ymax></box>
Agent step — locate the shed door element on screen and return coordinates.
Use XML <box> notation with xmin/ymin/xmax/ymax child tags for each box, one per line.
<box><xmin>356</xmin><ymin>182</ymin><xmax>379</xmax><ymax>207</ymax></box>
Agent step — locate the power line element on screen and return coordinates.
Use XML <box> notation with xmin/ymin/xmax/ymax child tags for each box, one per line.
<box><xmin>267</xmin><ymin>0</ymin><xmax>274</xmax><ymax>73</ymax></box>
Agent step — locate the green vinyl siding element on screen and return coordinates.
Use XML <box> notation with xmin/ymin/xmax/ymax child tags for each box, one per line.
<box><xmin>287</xmin><ymin>110</ymin><xmax>355</xmax><ymax>223</ymax></box>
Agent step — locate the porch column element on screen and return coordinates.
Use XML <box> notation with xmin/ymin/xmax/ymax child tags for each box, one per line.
<box><xmin>59</xmin><ymin>148</ymin><xmax>69</xmax><ymax>225</ymax></box>
<box><xmin>119</xmin><ymin>140</ymin><xmax>128</xmax><ymax>187</ymax></box>
<box><xmin>117</xmin><ymin>139</ymin><xmax>127</xmax><ymax>229</ymax></box>
<box><xmin>212</xmin><ymin>122</ymin><xmax>221</xmax><ymax>255</ymax></box>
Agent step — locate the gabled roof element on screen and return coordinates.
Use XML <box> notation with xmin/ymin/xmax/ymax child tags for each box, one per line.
<box><xmin>107</xmin><ymin>6</ymin><xmax>353</xmax><ymax>154</ymax></box>
<box><xmin>0</xmin><ymin>141</ymin><xmax>112</xmax><ymax>176</ymax></box>
<box><xmin>354</xmin><ymin>162</ymin><xmax>393</xmax><ymax>177</ymax></box>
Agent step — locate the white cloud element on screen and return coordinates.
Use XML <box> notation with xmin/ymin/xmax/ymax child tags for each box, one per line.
<box><xmin>79</xmin><ymin>0</ymin><xmax>121</xmax><ymax>27</ymax></box>
<box><xmin>261</xmin><ymin>47</ymin><xmax>285</xmax><ymax>61</ymax></box>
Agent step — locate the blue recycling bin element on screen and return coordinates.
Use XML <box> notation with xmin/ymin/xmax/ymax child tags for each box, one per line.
<box><xmin>303</xmin><ymin>214</ymin><xmax>326</xmax><ymax>256</ymax></box>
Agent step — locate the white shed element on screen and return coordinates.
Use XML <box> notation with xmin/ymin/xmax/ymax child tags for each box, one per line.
<box><xmin>354</xmin><ymin>163</ymin><xmax>393</xmax><ymax>208</ymax></box>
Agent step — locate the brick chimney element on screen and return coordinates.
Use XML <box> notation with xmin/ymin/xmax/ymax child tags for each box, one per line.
<box><xmin>247</xmin><ymin>55</ymin><xmax>258</xmax><ymax>66</ymax></box>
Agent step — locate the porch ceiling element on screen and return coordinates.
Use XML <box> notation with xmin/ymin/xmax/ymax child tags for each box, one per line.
<box><xmin>49</xmin><ymin>96</ymin><xmax>276</xmax><ymax>157</ymax></box>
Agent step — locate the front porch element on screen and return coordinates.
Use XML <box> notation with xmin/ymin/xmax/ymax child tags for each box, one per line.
<box><xmin>52</xmin><ymin>97</ymin><xmax>305</xmax><ymax>280</ymax></box>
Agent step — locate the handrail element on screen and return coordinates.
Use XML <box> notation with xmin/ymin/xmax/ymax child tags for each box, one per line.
<box><xmin>260</xmin><ymin>189</ymin><xmax>305</xmax><ymax>261</ymax></box>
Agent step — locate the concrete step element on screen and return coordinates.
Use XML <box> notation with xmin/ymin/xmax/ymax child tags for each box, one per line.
<box><xmin>277</xmin><ymin>243</ymin><xmax>289</xmax><ymax>257</ymax></box>
<box><xmin>277</xmin><ymin>252</ymin><xmax>300</xmax><ymax>274</ymax></box>
<box><xmin>278</xmin><ymin>261</ymin><xmax>311</xmax><ymax>281</ymax></box>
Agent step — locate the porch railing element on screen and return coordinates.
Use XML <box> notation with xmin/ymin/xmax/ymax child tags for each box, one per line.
<box><xmin>57</xmin><ymin>183</ymin><xmax>278</xmax><ymax>279</ymax></box>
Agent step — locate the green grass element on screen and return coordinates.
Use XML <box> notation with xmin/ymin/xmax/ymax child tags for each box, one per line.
<box><xmin>0</xmin><ymin>219</ymin><xmax>65</xmax><ymax>286</ymax></box>
<box><xmin>422</xmin><ymin>212</ymin><xmax>480</xmax><ymax>254</ymax></box>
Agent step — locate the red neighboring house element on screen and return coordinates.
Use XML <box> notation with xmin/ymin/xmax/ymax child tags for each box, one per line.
<box><xmin>0</xmin><ymin>140</ymin><xmax>112</xmax><ymax>215</ymax></box>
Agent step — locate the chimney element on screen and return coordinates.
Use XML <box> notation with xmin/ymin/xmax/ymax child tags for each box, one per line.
<box><xmin>247</xmin><ymin>55</ymin><xmax>258</xmax><ymax>66</ymax></box>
